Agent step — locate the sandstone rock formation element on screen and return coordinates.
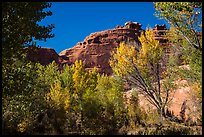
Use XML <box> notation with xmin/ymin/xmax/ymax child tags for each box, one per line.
<box><xmin>26</xmin><ymin>21</ymin><xmax>169</xmax><ymax>75</ymax></box>
<box><xmin>125</xmin><ymin>78</ymin><xmax>201</xmax><ymax>123</ymax></box>
<box><xmin>153</xmin><ymin>24</ymin><xmax>168</xmax><ymax>45</ymax></box>
<box><xmin>26</xmin><ymin>46</ymin><xmax>71</xmax><ymax>69</ymax></box>
<box><xmin>26</xmin><ymin>47</ymin><xmax>60</xmax><ymax>65</ymax></box>
<box><xmin>59</xmin><ymin>21</ymin><xmax>144</xmax><ymax>75</ymax></box>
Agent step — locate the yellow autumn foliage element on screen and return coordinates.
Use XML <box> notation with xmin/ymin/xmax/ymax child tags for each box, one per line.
<box><xmin>192</xmin><ymin>81</ymin><xmax>202</xmax><ymax>99</ymax></box>
<box><xmin>72</xmin><ymin>60</ymin><xmax>87</xmax><ymax>94</ymax></box>
<box><xmin>17</xmin><ymin>117</ymin><xmax>32</xmax><ymax>133</ymax></box>
<box><xmin>110</xmin><ymin>42</ymin><xmax>137</xmax><ymax>77</ymax></box>
<box><xmin>110</xmin><ymin>29</ymin><xmax>163</xmax><ymax>77</ymax></box>
<box><xmin>138</xmin><ymin>29</ymin><xmax>163</xmax><ymax>66</ymax></box>
<box><xmin>45</xmin><ymin>80</ymin><xmax>70</xmax><ymax>114</ymax></box>
<box><xmin>17</xmin><ymin>120</ymin><xmax>28</xmax><ymax>133</ymax></box>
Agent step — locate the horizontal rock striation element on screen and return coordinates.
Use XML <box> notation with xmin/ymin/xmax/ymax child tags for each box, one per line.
<box><xmin>26</xmin><ymin>21</ymin><xmax>169</xmax><ymax>75</ymax></box>
<box><xmin>59</xmin><ymin>21</ymin><xmax>144</xmax><ymax>75</ymax></box>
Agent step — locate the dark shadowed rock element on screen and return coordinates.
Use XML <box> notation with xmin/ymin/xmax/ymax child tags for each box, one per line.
<box><xmin>26</xmin><ymin>47</ymin><xmax>71</xmax><ymax>71</ymax></box>
<box><xmin>26</xmin><ymin>47</ymin><xmax>59</xmax><ymax>65</ymax></box>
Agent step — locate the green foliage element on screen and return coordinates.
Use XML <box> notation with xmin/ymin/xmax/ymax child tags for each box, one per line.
<box><xmin>4</xmin><ymin>2</ymin><xmax>202</xmax><ymax>133</ymax></box>
<box><xmin>2</xmin><ymin>61</ymin><xmax>43</xmax><ymax>134</ymax></box>
<box><xmin>42</xmin><ymin>80</ymin><xmax>70</xmax><ymax>134</ymax></box>
<box><xmin>2</xmin><ymin>57</ymin><xmax>201</xmax><ymax>135</ymax></box>
<box><xmin>2</xmin><ymin>60</ymin><xmax>39</xmax><ymax>97</ymax></box>
<box><xmin>45</xmin><ymin>80</ymin><xmax>70</xmax><ymax>114</ymax></box>
<box><xmin>178</xmin><ymin>46</ymin><xmax>202</xmax><ymax>85</ymax></box>
<box><xmin>166</xmin><ymin>26</ymin><xmax>202</xmax><ymax>99</ymax></box>
<box><xmin>82</xmin><ymin>67</ymin><xmax>100</xmax><ymax>123</ymax></box>
<box><xmin>60</xmin><ymin>64</ymin><xmax>74</xmax><ymax>92</ymax></box>
<box><xmin>2</xmin><ymin>3</ymin><xmax>55</xmax><ymax>134</ymax></box>
<box><xmin>126</xmin><ymin>89</ymin><xmax>146</xmax><ymax>129</ymax></box>
<box><xmin>2</xmin><ymin>2</ymin><xmax>54</xmax><ymax>65</ymax></box>
<box><xmin>155</xmin><ymin>3</ymin><xmax>202</xmax><ymax>125</ymax></box>
<box><xmin>154</xmin><ymin>2</ymin><xmax>202</xmax><ymax>51</ymax></box>
<box><xmin>3</xmin><ymin>94</ymin><xmax>36</xmax><ymax>134</ymax></box>
<box><xmin>36</xmin><ymin>61</ymin><xmax>60</xmax><ymax>93</ymax></box>
<box><xmin>93</xmin><ymin>75</ymin><xmax>127</xmax><ymax>134</ymax></box>
<box><xmin>68</xmin><ymin>61</ymin><xmax>127</xmax><ymax>135</ymax></box>
<box><xmin>2</xmin><ymin>61</ymin><xmax>62</xmax><ymax>134</ymax></box>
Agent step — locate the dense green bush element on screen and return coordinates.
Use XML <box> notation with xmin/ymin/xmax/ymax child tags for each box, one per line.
<box><xmin>2</xmin><ymin>61</ymin><xmax>41</xmax><ymax>134</ymax></box>
<box><xmin>92</xmin><ymin>75</ymin><xmax>127</xmax><ymax>134</ymax></box>
<box><xmin>126</xmin><ymin>89</ymin><xmax>144</xmax><ymax>129</ymax></box>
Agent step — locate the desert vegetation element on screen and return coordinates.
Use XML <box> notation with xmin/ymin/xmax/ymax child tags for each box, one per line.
<box><xmin>2</xmin><ymin>2</ymin><xmax>202</xmax><ymax>135</ymax></box>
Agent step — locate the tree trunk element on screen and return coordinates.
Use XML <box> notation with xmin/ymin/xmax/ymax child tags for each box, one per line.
<box><xmin>158</xmin><ymin>106</ymin><xmax>166</xmax><ymax>125</ymax></box>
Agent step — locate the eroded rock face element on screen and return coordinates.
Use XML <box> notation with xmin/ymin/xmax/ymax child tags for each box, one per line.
<box><xmin>26</xmin><ymin>47</ymin><xmax>59</xmax><ymax>65</ymax></box>
<box><xmin>26</xmin><ymin>47</ymin><xmax>71</xmax><ymax>70</ymax></box>
<box><xmin>125</xmin><ymin>77</ymin><xmax>201</xmax><ymax>123</ymax></box>
<box><xmin>59</xmin><ymin>21</ymin><xmax>143</xmax><ymax>75</ymax></box>
<box><xmin>26</xmin><ymin>22</ymin><xmax>169</xmax><ymax>75</ymax></box>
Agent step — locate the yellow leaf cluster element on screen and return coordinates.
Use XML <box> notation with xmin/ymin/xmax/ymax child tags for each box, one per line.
<box><xmin>110</xmin><ymin>42</ymin><xmax>137</xmax><ymax>77</ymax></box>
<box><xmin>17</xmin><ymin>117</ymin><xmax>32</xmax><ymax>133</ymax></box>
<box><xmin>17</xmin><ymin>120</ymin><xmax>28</xmax><ymax>133</ymax></box>
<box><xmin>45</xmin><ymin>80</ymin><xmax>70</xmax><ymax>113</ymax></box>
<box><xmin>192</xmin><ymin>81</ymin><xmax>202</xmax><ymax>99</ymax></box>
<box><xmin>138</xmin><ymin>29</ymin><xmax>163</xmax><ymax>66</ymax></box>
<box><xmin>72</xmin><ymin>60</ymin><xmax>87</xmax><ymax>94</ymax></box>
<box><xmin>110</xmin><ymin>29</ymin><xmax>164</xmax><ymax>78</ymax></box>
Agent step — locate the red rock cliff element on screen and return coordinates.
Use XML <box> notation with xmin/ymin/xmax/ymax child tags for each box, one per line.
<box><xmin>26</xmin><ymin>47</ymin><xmax>71</xmax><ymax>69</ymax></box>
<box><xmin>26</xmin><ymin>22</ymin><xmax>168</xmax><ymax>75</ymax></box>
<box><xmin>59</xmin><ymin>21</ymin><xmax>144</xmax><ymax>75</ymax></box>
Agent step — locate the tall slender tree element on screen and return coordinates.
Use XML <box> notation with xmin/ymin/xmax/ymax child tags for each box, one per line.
<box><xmin>110</xmin><ymin>29</ymin><xmax>177</xmax><ymax>120</ymax></box>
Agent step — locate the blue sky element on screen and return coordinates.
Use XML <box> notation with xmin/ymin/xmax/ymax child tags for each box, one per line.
<box><xmin>36</xmin><ymin>2</ymin><xmax>168</xmax><ymax>54</ymax></box>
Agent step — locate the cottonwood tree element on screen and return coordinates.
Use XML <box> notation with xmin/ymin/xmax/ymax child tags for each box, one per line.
<box><xmin>2</xmin><ymin>2</ymin><xmax>55</xmax><ymax>134</ymax></box>
<box><xmin>95</xmin><ymin>74</ymin><xmax>127</xmax><ymax>134</ymax></box>
<box><xmin>71</xmin><ymin>60</ymin><xmax>99</xmax><ymax>133</ymax></box>
<box><xmin>155</xmin><ymin>2</ymin><xmax>202</xmax><ymax>101</ymax></box>
<box><xmin>2</xmin><ymin>2</ymin><xmax>55</xmax><ymax>96</ymax></box>
<box><xmin>154</xmin><ymin>2</ymin><xmax>202</xmax><ymax>51</ymax></box>
<box><xmin>2</xmin><ymin>2</ymin><xmax>54</xmax><ymax>64</ymax></box>
<box><xmin>110</xmin><ymin>29</ymin><xmax>177</xmax><ymax>122</ymax></box>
